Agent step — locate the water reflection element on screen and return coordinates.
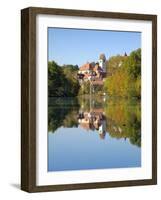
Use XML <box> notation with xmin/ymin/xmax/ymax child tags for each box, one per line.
<box><xmin>48</xmin><ymin>96</ymin><xmax>141</xmax><ymax>171</ymax></box>
<box><xmin>48</xmin><ymin>96</ymin><xmax>141</xmax><ymax>147</ymax></box>
<box><xmin>78</xmin><ymin>110</ymin><xmax>106</xmax><ymax>139</ymax></box>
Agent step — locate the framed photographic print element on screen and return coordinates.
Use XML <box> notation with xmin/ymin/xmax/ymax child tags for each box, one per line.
<box><xmin>21</xmin><ymin>7</ymin><xmax>157</xmax><ymax>192</ymax></box>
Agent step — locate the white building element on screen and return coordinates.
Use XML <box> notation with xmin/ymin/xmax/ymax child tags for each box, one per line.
<box><xmin>98</xmin><ymin>53</ymin><xmax>107</xmax><ymax>72</ymax></box>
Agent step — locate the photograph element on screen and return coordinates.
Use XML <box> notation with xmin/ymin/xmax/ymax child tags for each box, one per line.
<box><xmin>21</xmin><ymin>7</ymin><xmax>157</xmax><ymax>192</ymax></box>
<box><xmin>48</xmin><ymin>28</ymin><xmax>141</xmax><ymax>172</ymax></box>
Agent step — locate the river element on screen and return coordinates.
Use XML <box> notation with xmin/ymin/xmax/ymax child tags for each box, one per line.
<box><xmin>48</xmin><ymin>96</ymin><xmax>141</xmax><ymax>171</ymax></box>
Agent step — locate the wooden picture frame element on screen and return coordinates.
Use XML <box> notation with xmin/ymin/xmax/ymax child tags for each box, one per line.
<box><xmin>21</xmin><ymin>7</ymin><xmax>157</xmax><ymax>192</ymax></box>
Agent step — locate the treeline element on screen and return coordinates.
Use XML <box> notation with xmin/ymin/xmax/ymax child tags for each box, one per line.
<box><xmin>48</xmin><ymin>61</ymin><xmax>80</xmax><ymax>97</ymax></box>
<box><xmin>49</xmin><ymin>48</ymin><xmax>141</xmax><ymax>98</ymax></box>
<box><xmin>48</xmin><ymin>97</ymin><xmax>141</xmax><ymax>147</ymax></box>
<box><xmin>104</xmin><ymin>48</ymin><xmax>141</xmax><ymax>98</ymax></box>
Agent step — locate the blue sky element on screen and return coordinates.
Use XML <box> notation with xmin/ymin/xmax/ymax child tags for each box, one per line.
<box><xmin>48</xmin><ymin>28</ymin><xmax>141</xmax><ymax>67</ymax></box>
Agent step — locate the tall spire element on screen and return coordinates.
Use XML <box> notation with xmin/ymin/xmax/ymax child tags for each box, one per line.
<box><xmin>99</xmin><ymin>53</ymin><xmax>106</xmax><ymax>62</ymax></box>
<box><xmin>99</xmin><ymin>53</ymin><xmax>106</xmax><ymax>72</ymax></box>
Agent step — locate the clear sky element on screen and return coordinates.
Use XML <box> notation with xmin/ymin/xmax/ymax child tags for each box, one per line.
<box><xmin>48</xmin><ymin>28</ymin><xmax>141</xmax><ymax>67</ymax></box>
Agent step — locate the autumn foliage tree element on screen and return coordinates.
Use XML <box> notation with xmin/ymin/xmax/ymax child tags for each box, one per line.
<box><xmin>104</xmin><ymin>48</ymin><xmax>141</xmax><ymax>98</ymax></box>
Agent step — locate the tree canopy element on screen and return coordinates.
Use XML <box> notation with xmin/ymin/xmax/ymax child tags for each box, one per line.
<box><xmin>49</xmin><ymin>48</ymin><xmax>141</xmax><ymax>98</ymax></box>
<box><xmin>104</xmin><ymin>48</ymin><xmax>141</xmax><ymax>98</ymax></box>
<box><xmin>48</xmin><ymin>61</ymin><xmax>80</xmax><ymax>97</ymax></box>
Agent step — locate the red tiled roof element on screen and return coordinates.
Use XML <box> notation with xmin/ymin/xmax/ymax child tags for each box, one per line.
<box><xmin>79</xmin><ymin>63</ymin><xmax>93</xmax><ymax>71</ymax></box>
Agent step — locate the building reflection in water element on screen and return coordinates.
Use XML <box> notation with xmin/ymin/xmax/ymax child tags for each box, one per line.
<box><xmin>78</xmin><ymin>108</ymin><xmax>106</xmax><ymax>139</ymax></box>
<box><xmin>48</xmin><ymin>96</ymin><xmax>141</xmax><ymax>147</ymax></box>
<box><xmin>48</xmin><ymin>96</ymin><xmax>141</xmax><ymax>172</ymax></box>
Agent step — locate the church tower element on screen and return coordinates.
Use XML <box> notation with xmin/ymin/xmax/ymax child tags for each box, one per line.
<box><xmin>98</xmin><ymin>53</ymin><xmax>106</xmax><ymax>72</ymax></box>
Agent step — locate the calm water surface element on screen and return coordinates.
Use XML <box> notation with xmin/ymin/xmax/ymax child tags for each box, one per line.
<box><xmin>48</xmin><ymin>96</ymin><xmax>141</xmax><ymax>171</ymax></box>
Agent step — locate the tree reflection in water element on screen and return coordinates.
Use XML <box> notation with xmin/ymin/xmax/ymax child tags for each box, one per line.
<box><xmin>48</xmin><ymin>96</ymin><xmax>141</xmax><ymax>147</ymax></box>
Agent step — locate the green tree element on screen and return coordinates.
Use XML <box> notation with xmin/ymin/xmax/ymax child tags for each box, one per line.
<box><xmin>104</xmin><ymin>48</ymin><xmax>141</xmax><ymax>98</ymax></box>
<box><xmin>48</xmin><ymin>61</ymin><xmax>80</xmax><ymax>97</ymax></box>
